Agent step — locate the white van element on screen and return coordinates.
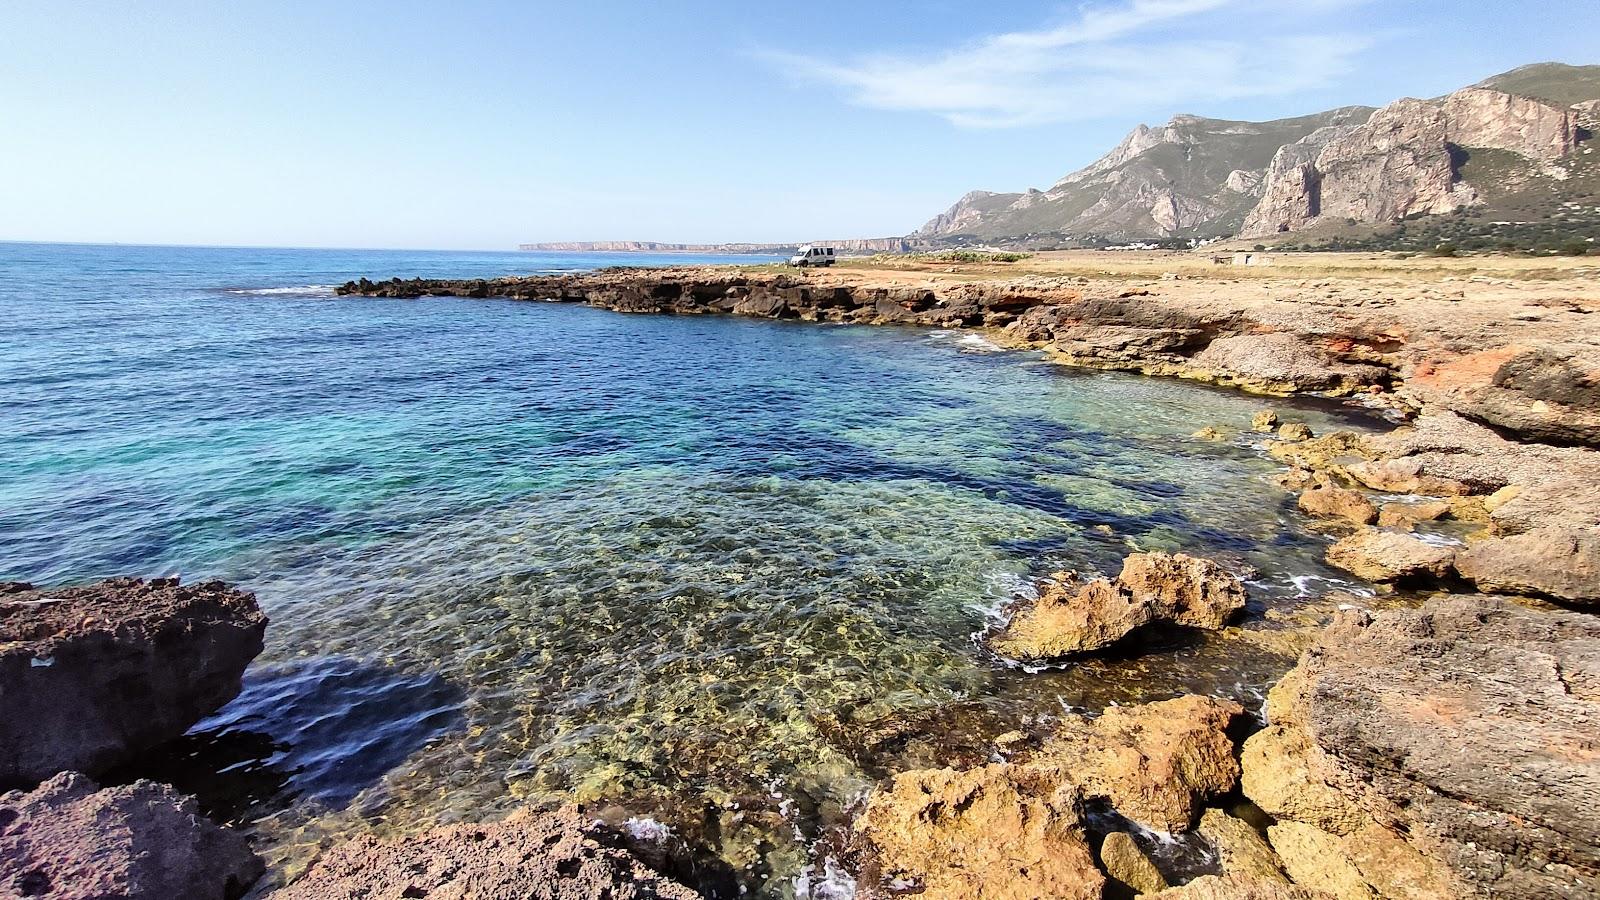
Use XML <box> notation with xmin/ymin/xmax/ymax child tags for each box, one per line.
<box><xmin>788</xmin><ymin>245</ymin><xmax>836</xmax><ymax>267</ymax></box>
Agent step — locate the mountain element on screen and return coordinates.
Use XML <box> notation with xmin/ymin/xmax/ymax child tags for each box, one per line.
<box><xmin>915</xmin><ymin>63</ymin><xmax>1600</xmax><ymax>246</ymax></box>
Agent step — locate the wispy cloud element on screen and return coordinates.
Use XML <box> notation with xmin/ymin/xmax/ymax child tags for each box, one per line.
<box><xmin>758</xmin><ymin>0</ymin><xmax>1375</xmax><ymax>128</ymax></box>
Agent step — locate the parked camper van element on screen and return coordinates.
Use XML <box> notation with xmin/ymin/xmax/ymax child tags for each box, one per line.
<box><xmin>788</xmin><ymin>245</ymin><xmax>836</xmax><ymax>267</ymax></box>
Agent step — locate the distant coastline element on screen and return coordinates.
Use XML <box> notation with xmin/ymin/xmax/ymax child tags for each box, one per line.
<box><xmin>518</xmin><ymin>237</ymin><xmax>914</xmax><ymax>254</ymax></box>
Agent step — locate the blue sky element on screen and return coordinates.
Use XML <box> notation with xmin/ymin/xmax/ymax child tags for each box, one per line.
<box><xmin>2</xmin><ymin>0</ymin><xmax>1595</xmax><ymax>250</ymax></box>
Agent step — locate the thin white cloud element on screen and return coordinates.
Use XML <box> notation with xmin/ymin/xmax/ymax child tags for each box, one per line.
<box><xmin>759</xmin><ymin>0</ymin><xmax>1375</xmax><ymax>128</ymax></box>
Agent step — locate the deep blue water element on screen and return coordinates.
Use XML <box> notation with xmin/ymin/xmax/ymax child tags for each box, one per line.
<box><xmin>0</xmin><ymin>241</ymin><xmax>1377</xmax><ymax>894</ymax></box>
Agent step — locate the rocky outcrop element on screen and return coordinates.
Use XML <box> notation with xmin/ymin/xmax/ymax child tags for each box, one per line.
<box><xmin>1297</xmin><ymin>482</ymin><xmax>1378</xmax><ymax>526</ymax></box>
<box><xmin>1197</xmin><ymin>808</ymin><xmax>1291</xmax><ymax>886</ymax></box>
<box><xmin>1187</xmin><ymin>333</ymin><xmax>1388</xmax><ymax>394</ymax></box>
<box><xmin>1454</xmin><ymin>525</ymin><xmax>1600</xmax><ymax>605</ymax></box>
<box><xmin>854</xmin><ymin>764</ymin><xmax>1103</xmax><ymax>900</ymax></box>
<box><xmin>1150</xmin><ymin>874</ymin><xmax>1328</xmax><ymax>899</ymax></box>
<box><xmin>0</xmin><ymin>577</ymin><xmax>267</xmax><ymax>786</ymax></box>
<box><xmin>1032</xmin><ymin>695</ymin><xmax>1244</xmax><ymax>833</ymax></box>
<box><xmin>990</xmin><ymin>552</ymin><xmax>1246</xmax><ymax>659</ymax></box>
<box><xmin>0</xmin><ymin>772</ymin><xmax>263</xmax><ymax>899</ymax></box>
<box><xmin>1323</xmin><ymin>529</ymin><xmax>1455</xmax><ymax>584</ymax></box>
<box><xmin>1242</xmin><ymin>597</ymin><xmax>1600</xmax><ymax>899</ymax></box>
<box><xmin>1101</xmin><ymin>831</ymin><xmax>1168</xmax><ymax>895</ymax></box>
<box><xmin>275</xmin><ymin>805</ymin><xmax>701</xmax><ymax>899</ymax></box>
<box><xmin>1404</xmin><ymin>344</ymin><xmax>1600</xmax><ymax>448</ymax></box>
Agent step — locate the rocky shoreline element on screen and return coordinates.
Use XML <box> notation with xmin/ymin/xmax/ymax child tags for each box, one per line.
<box><xmin>5</xmin><ymin>259</ymin><xmax>1597</xmax><ymax>897</ymax></box>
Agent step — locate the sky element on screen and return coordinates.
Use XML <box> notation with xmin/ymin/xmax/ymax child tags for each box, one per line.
<box><xmin>2</xmin><ymin>0</ymin><xmax>1596</xmax><ymax>250</ymax></box>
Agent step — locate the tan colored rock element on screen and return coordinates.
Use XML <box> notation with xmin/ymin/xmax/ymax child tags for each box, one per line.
<box><xmin>1241</xmin><ymin>723</ymin><xmax>1368</xmax><ymax>837</ymax></box>
<box><xmin>1266</xmin><ymin>432</ymin><xmax>1373</xmax><ymax>481</ymax></box>
<box><xmin>1268</xmin><ymin>822</ymin><xmax>1376</xmax><ymax>900</ymax></box>
<box><xmin>1277</xmin><ymin>422</ymin><xmax>1314</xmax><ymax>442</ymax></box>
<box><xmin>1324</xmin><ymin>529</ymin><xmax>1454</xmax><ymax>583</ymax></box>
<box><xmin>1298</xmin><ymin>484</ymin><xmax>1378</xmax><ymax>526</ymax></box>
<box><xmin>1253</xmin><ymin>409</ymin><xmax>1281</xmax><ymax>432</ymax></box>
<box><xmin>1192</xmin><ymin>426</ymin><xmax>1227</xmax><ymax>441</ymax></box>
<box><xmin>1455</xmin><ymin>525</ymin><xmax>1600</xmax><ymax>605</ymax></box>
<box><xmin>1118</xmin><ymin>552</ymin><xmax>1248</xmax><ymax>630</ymax></box>
<box><xmin>1036</xmin><ymin>695</ymin><xmax>1243</xmax><ymax>832</ymax></box>
<box><xmin>991</xmin><ymin>553</ymin><xmax>1245</xmax><ymax>660</ymax></box>
<box><xmin>1149</xmin><ymin>873</ymin><xmax>1329</xmax><ymax>899</ymax></box>
<box><xmin>990</xmin><ymin>574</ymin><xmax>1154</xmax><ymax>658</ymax></box>
<box><xmin>1101</xmin><ymin>831</ymin><xmax>1168</xmax><ymax>896</ymax></box>
<box><xmin>1375</xmin><ymin>499</ymin><xmax>1451</xmax><ymax>530</ymax></box>
<box><xmin>855</xmin><ymin>764</ymin><xmax>1103</xmax><ymax>900</ymax></box>
<box><xmin>1198</xmin><ymin>808</ymin><xmax>1290</xmax><ymax>886</ymax></box>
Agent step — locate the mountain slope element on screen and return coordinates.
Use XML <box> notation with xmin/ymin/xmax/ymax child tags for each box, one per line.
<box><xmin>915</xmin><ymin>62</ymin><xmax>1600</xmax><ymax>246</ymax></box>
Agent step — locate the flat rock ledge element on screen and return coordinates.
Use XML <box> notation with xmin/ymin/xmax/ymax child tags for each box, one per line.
<box><xmin>1242</xmin><ymin>595</ymin><xmax>1600</xmax><ymax>899</ymax></box>
<box><xmin>272</xmin><ymin>805</ymin><xmax>702</xmax><ymax>900</ymax></box>
<box><xmin>989</xmin><ymin>552</ymin><xmax>1246</xmax><ymax>659</ymax></box>
<box><xmin>0</xmin><ymin>577</ymin><xmax>268</xmax><ymax>786</ymax></box>
<box><xmin>0</xmin><ymin>772</ymin><xmax>263</xmax><ymax>900</ymax></box>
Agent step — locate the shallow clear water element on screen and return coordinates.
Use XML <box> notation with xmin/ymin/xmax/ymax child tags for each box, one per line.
<box><xmin>1</xmin><ymin>242</ymin><xmax>1379</xmax><ymax>896</ymax></box>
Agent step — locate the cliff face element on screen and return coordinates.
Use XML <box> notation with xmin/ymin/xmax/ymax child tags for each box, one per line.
<box><xmin>918</xmin><ymin>63</ymin><xmax>1597</xmax><ymax>245</ymax></box>
<box><xmin>914</xmin><ymin>108</ymin><xmax>1375</xmax><ymax>242</ymax></box>
<box><xmin>1241</xmin><ymin>87</ymin><xmax>1577</xmax><ymax>236</ymax></box>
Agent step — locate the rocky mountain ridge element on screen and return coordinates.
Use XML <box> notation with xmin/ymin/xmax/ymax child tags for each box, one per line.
<box><xmin>916</xmin><ymin>62</ymin><xmax>1600</xmax><ymax>244</ymax></box>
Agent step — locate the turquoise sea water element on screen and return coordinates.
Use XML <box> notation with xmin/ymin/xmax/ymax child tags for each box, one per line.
<box><xmin>1</xmin><ymin>242</ymin><xmax>1379</xmax><ymax>895</ymax></box>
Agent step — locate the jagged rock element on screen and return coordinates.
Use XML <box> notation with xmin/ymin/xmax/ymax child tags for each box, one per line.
<box><xmin>1244</xmin><ymin>597</ymin><xmax>1600</xmax><ymax>898</ymax></box>
<box><xmin>1149</xmin><ymin>874</ymin><xmax>1329</xmax><ymax>899</ymax></box>
<box><xmin>1375</xmin><ymin>499</ymin><xmax>1452</xmax><ymax>530</ymax></box>
<box><xmin>1454</xmin><ymin>525</ymin><xmax>1600</xmax><ymax>605</ymax></box>
<box><xmin>1488</xmin><ymin>479</ymin><xmax>1600</xmax><ymax>534</ymax></box>
<box><xmin>1277</xmin><ymin>422</ymin><xmax>1314</xmax><ymax>442</ymax></box>
<box><xmin>1405</xmin><ymin>345</ymin><xmax>1600</xmax><ymax>448</ymax></box>
<box><xmin>1033</xmin><ymin>695</ymin><xmax>1244</xmax><ymax>832</ymax></box>
<box><xmin>855</xmin><ymin>764</ymin><xmax>1103</xmax><ymax>900</ymax></box>
<box><xmin>1101</xmin><ymin>831</ymin><xmax>1168</xmax><ymax>895</ymax></box>
<box><xmin>275</xmin><ymin>805</ymin><xmax>701</xmax><ymax>900</ymax></box>
<box><xmin>1297</xmin><ymin>483</ymin><xmax>1378</xmax><ymax>526</ymax></box>
<box><xmin>1198</xmin><ymin>808</ymin><xmax>1291</xmax><ymax>886</ymax></box>
<box><xmin>1323</xmin><ymin>530</ymin><xmax>1454</xmax><ymax>583</ymax></box>
<box><xmin>0</xmin><ymin>772</ymin><xmax>263</xmax><ymax>899</ymax></box>
<box><xmin>0</xmin><ymin>577</ymin><xmax>267</xmax><ymax>786</ymax></box>
<box><xmin>1267</xmin><ymin>822</ymin><xmax>1376</xmax><ymax>900</ymax></box>
<box><xmin>1253</xmin><ymin>410</ymin><xmax>1282</xmax><ymax>432</ymax></box>
<box><xmin>1189</xmin><ymin>334</ymin><xmax>1385</xmax><ymax>394</ymax></box>
<box><xmin>990</xmin><ymin>553</ymin><xmax>1245</xmax><ymax>659</ymax></box>
<box><xmin>1192</xmin><ymin>426</ymin><xmax>1227</xmax><ymax>440</ymax></box>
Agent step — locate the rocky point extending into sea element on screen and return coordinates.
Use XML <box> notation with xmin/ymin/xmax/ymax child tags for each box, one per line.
<box><xmin>7</xmin><ymin>252</ymin><xmax>1599</xmax><ymax>898</ymax></box>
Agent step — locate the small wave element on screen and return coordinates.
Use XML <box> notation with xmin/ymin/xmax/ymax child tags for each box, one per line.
<box><xmin>794</xmin><ymin>856</ymin><xmax>857</xmax><ymax>900</ymax></box>
<box><xmin>928</xmin><ymin>329</ymin><xmax>1007</xmax><ymax>353</ymax></box>
<box><xmin>224</xmin><ymin>284</ymin><xmax>337</xmax><ymax>296</ymax></box>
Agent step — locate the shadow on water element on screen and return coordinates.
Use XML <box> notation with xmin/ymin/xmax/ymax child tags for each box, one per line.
<box><xmin>110</xmin><ymin>657</ymin><xmax>465</xmax><ymax>825</ymax></box>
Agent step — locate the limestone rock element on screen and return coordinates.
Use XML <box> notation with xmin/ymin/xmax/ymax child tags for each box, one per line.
<box><xmin>1250</xmin><ymin>597</ymin><xmax>1600</xmax><ymax>898</ymax></box>
<box><xmin>1405</xmin><ymin>345</ymin><xmax>1600</xmax><ymax>448</ymax></box>
<box><xmin>1101</xmin><ymin>831</ymin><xmax>1168</xmax><ymax>896</ymax></box>
<box><xmin>1198</xmin><ymin>808</ymin><xmax>1290</xmax><ymax>886</ymax></box>
<box><xmin>1297</xmin><ymin>484</ymin><xmax>1378</xmax><ymax>526</ymax></box>
<box><xmin>855</xmin><ymin>764</ymin><xmax>1103</xmax><ymax>900</ymax></box>
<box><xmin>1375</xmin><ymin>499</ymin><xmax>1452</xmax><ymax>530</ymax></box>
<box><xmin>0</xmin><ymin>772</ymin><xmax>263</xmax><ymax>899</ymax></box>
<box><xmin>1323</xmin><ymin>530</ymin><xmax>1454</xmax><ymax>583</ymax></box>
<box><xmin>1488</xmin><ymin>479</ymin><xmax>1600</xmax><ymax>534</ymax></box>
<box><xmin>991</xmin><ymin>554</ymin><xmax>1246</xmax><ymax>660</ymax></box>
<box><xmin>1253</xmin><ymin>410</ymin><xmax>1282</xmax><ymax>432</ymax></box>
<box><xmin>1454</xmin><ymin>525</ymin><xmax>1600</xmax><ymax>605</ymax></box>
<box><xmin>1268</xmin><ymin>822</ymin><xmax>1375</xmax><ymax>900</ymax></box>
<box><xmin>1149</xmin><ymin>874</ymin><xmax>1330</xmax><ymax>899</ymax></box>
<box><xmin>1190</xmin><ymin>334</ymin><xmax>1385</xmax><ymax>394</ymax></box>
<box><xmin>1277</xmin><ymin>422</ymin><xmax>1315</xmax><ymax>442</ymax></box>
<box><xmin>0</xmin><ymin>577</ymin><xmax>267</xmax><ymax>786</ymax></box>
<box><xmin>275</xmin><ymin>805</ymin><xmax>701</xmax><ymax>900</ymax></box>
<box><xmin>1035</xmin><ymin>695</ymin><xmax>1244</xmax><ymax>832</ymax></box>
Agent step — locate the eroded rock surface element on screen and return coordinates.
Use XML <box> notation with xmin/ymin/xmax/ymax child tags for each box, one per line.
<box><xmin>991</xmin><ymin>553</ymin><xmax>1246</xmax><ymax>659</ymax></box>
<box><xmin>1455</xmin><ymin>525</ymin><xmax>1600</xmax><ymax>605</ymax></box>
<box><xmin>855</xmin><ymin>764</ymin><xmax>1102</xmax><ymax>900</ymax></box>
<box><xmin>0</xmin><ymin>772</ymin><xmax>263</xmax><ymax>899</ymax></box>
<box><xmin>274</xmin><ymin>805</ymin><xmax>701</xmax><ymax>900</ymax></box>
<box><xmin>0</xmin><ymin>577</ymin><xmax>267</xmax><ymax>786</ymax></box>
<box><xmin>1243</xmin><ymin>597</ymin><xmax>1600</xmax><ymax>899</ymax></box>
<box><xmin>1323</xmin><ymin>529</ymin><xmax>1455</xmax><ymax>584</ymax></box>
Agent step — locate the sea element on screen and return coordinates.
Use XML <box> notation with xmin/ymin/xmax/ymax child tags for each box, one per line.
<box><xmin>0</xmin><ymin>241</ymin><xmax>1381</xmax><ymax>896</ymax></box>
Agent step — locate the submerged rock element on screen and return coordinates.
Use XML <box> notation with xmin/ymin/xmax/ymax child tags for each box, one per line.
<box><xmin>1455</xmin><ymin>525</ymin><xmax>1600</xmax><ymax>605</ymax></box>
<box><xmin>1323</xmin><ymin>529</ymin><xmax>1454</xmax><ymax>584</ymax></box>
<box><xmin>855</xmin><ymin>764</ymin><xmax>1103</xmax><ymax>900</ymax></box>
<box><xmin>274</xmin><ymin>805</ymin><xmax>702</xmax><ymax>900</ymax></box>
<box><xmin>0</xmin><ymin>772</ymin><xmax>263</xmax><ymax>899</ymax></box>
<box><xmin>0</xmin><ymin>577</ymin><xmax>267</xmax><ymax>786</ymax></box>
<box><xmin>990</xmin><ymin>553</ymin><xmax>1246</xmax><ymax>660</ymax></box>
<box><xmin>1243</xmin><ymin>597</ymin><xmax>1600</xmax><ymax>898</ymax></box>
